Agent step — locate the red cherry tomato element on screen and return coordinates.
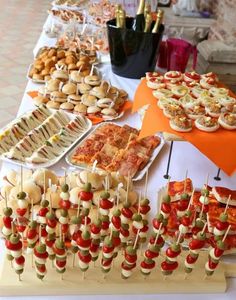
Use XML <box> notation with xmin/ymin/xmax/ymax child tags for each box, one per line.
<box><xmin>59</xmin><ymin>200</ymin><xmax>71</xmax><ymax>210</ymax></box>
<box><xmin>139</xmin><ymin>205</ymin><xmax>151</xmax><ymax>215</ymax></box>
<box><xmin>214</xmin><ymin>247</ymin><xmax>224</xmax><ymax>257</ymax></box>
<box><xmin>121</xmin><ymin>207</ymin><xmax>133</xmax><ymax>219</ymax></box>
<box><xmin>101</xmin><ymin>221</ymin><xmax>109</xmax><ymax>230</ymax></box>
<box><xmin>189</xmin><ymin>239</ymin><xmax>205</xmax><ymax>250</ymax></box>
<box><xmin>141</xmin><ymin>260</ymin><xmax>155</xmax><ymax>269</ymax></box>
<box><xmin>215</xmin><ymin>221</ymin><xmax>228</xmax><ymax>231</ymax></box>
<box><xmin>145</xmin><ymin>249</ymin><xmax>159</xmax><ymax>259</ymax></box>
<box><xmin>103</xmin><ymin>245</ymin><xmax>114</xmax><ymax>253</ymax></box>
<box><xmin>177</xmin><ymin>199</ymin><xmax>189</xmax><ymax>212</ymax></box>
<box><xmin>152</xmin><ymin>219</ymin><xmax>162</xmax><ymax>230</ymax></box>
<box><xmin>45</xmin><ymin>239</ymin><xmax>55</xmax><ymax>248</ymax></box>
<box><xmin>111</xmin><ymin>216</ymin><xmax>121</xmax><ymax>230</ymax></box>
<box><xmin>208</xmin><ymin>259</ymin><xmax>218</xmax><ymax>270</ymax></box>
<box><xmin>16</xmin><ymin>208</ymin><xmax>27</xmax><ymax>217</ymax></box>
<box><xmin>77</xmin><ymin>236</ymin><xmax>91</xmax><ymax>248</ymax></box>
<box><xmin>34</xmin><ymin>249</ymin><xmax>48</xmax><ymax>259</ymax></box>
<box><xmin>181</xmin><ymin>216</ymin><xmax>191</xmax><ymax>227</ymax></box>
<box><xmin>3</xmin><ymin>216</ymin><xmax>12</xmax><ymax>228</ymax></box>
<box><xmin>16</xmin><ymin>224</ymin><xmax>26</xmax><ymax>233</ymax></box>
<box><xmin>78</xmin><ymin>252</ymin><xmax>91</xmax><ymax>263</ymax></box>
<box><xmin>79</xmin><ymin>191</ymin><xmax>93</xmax><ymax>201</ymax></box>
<box><xmin>37</xmin><ymin>264</ymin><xmax>46</xmax><ymax>273</ymax></box>
<box><xmin>186</xmin><ymin>254</ymin><xmax>198</xmax><ymax>264</ymax></box>
<box><xmin>120</xmin><ymin>227</ymin><xmax>129</xmax><ymax>237</ymax></box>
<box><xmin>90</xmin><ymin>243</ymin><xmax>99</xmax><ymax>253</ymax></box>
<box><xmin>5</xmin><ymin>240</ymin><xmax>22</xmax><ymax>251</ymax></box>
<box><xmin>47</xmin><ymin>219</ymin><xmax>57</xmax><ymax>228</ymax></box>
<box><xmin>56</xmin><ymin>260</ymin><xmax>66</xmax><ymax>268</ymax></box>
<box><xmin>161</xmin><ymin>203</ymin><xmax>171</xmax><ymax>214</ymax></box>
<box><xmin>112</xmin><ymin>236</ymin><xmax>121</xmax><ymax>247</ymax></box>
<box><xmin>27</xmin><ymin>229</ymin><xmax>37</xmax><ymax>239</ymax></box>
<box><xmin>53</xmin><ymin>247</ymin><xmax>66</xmax><ymax>256</ymax></box>
<box><xmin>161</xmin><ymin>261</ymin><xmax>178</xmax><ymax>271</ymax></box>
<box><xmin>102</xmin><ymin>258</ymin><xmax>113</xmax><ymax>267</ymax></box>
<box><xmin>122</xmin><ymin>261</ymin><xmax>136</xmax><ymax>270</ymax></box>
<box><xmin>166</xmin><ymin>247</ymin><xmax>181</xmax><ymax>258</ymax></box>
<box><xmin>38</xmin><ymin>207</ymin><xmax>49</xmax><ymax>217</ymax></box>
<box><xmin>91</xmin><ymin>224</ymin><xmax>101</xmax><ymax>234</ymax></box>
<box><xmin>125</xmin><ymin>253</ymin><xmax>137</xmax><ymax>264</ymax></box>
<box><xmin>15</xmin><ymin>255</ymin><xmax>25</xmax><ymax>265</ymax></box>
<box><xmin>100</xmin><ymin>199</ymin><xmax>113</xmax><ymax>210</ymax></box>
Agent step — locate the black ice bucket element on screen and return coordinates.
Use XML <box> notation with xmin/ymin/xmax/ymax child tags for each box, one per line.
<box><xmin>107</xmin><ymin>17</ymin><xmax>164</xmax><ymax>79</ymax></box>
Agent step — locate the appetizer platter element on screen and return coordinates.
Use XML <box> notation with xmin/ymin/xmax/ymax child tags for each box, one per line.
<box><xmin>48</xmin><ymin>8</ymin><xmax>85</xmax><ymax>24</ymax></box>
<box><xmin>66</xmin><ymin>122</ymin><xmax>164</xmax><ymax>180</ymax></box>
<box><xmin>145</xmin><ymin>71</ymin><xmax>236</xmax><ymax>133</ymax></box>
<box><xmin>51</xmin><ymin>0</ymin><xmax>89</xmax><ymax>10</ymax></box>
<box><xmin>28</xmin><ymin>46</ymin><xmax>96</xmax><ymax>83</ymax></box>
<box><xmin>0</xmin><ymin>105</ymin><xmax>92</xmax><ymax>168</ymax></box>
<box><xmin>30</xmin><ymin>66</ymin><xmax>131</xmax><ymax>123</ymax></box>
<box><xmin>0</xmin><ymin>168</ymin><xmax>234</xmax><ymax>295</ymax></box>
<box><xmin>158</xmin><ymin>177</ymin><xmax>236</xmax><ymax>252</ymax></box>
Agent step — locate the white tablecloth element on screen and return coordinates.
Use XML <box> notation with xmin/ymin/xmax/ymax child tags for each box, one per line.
<box><xmin>0</xmin><ymin>15</ymin><xmax>236</xmax><ymax>300</ymax></box>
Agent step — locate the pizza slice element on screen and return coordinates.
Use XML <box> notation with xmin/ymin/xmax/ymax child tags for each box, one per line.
<box><xmin>91</xmin><ymin>143</ymin><xmax>119</xmax><ymax>169</ymax></box>
<box><xmin>72</xmin><ymin>139</ymin><xmax>104</xmax><ymax>164</ymax></box>
<box><xmin>168</xmin><ymin>178</ymin><xmax>193</xmax><ymax>201</ymax></box>
<box><xmin>212</xmin><ymin>187</ymin><xmax>236</xmax><ymax>206</ymax></box>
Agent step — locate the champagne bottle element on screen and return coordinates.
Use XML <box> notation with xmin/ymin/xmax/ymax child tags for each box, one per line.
<box><xmin>115</xmin><ymin>4</ymin><xmax>122</xmax><ymax>28</ymax></box>
<box><xmin>144</xmin><ymin>3</ymin><xmax>151</xmax><ymax>19</ymax></box>
<box><xmin>132</xmin><ymin>0</ymin><xmax>146</xmax><ymax>32</ymax></box>
<box><xmin>119</xmin><ymin>9</ymin><xmax>126</xmax><ymax>29</ymax></box>
<box><xmin>151</xmin><ymin>9</ymin><xmax>164</xmax><ymax>33</ymax></box>
<box><xmin>144</xmin><ymin>13</ymin><xmax>152</xmax><ymax>33</ymax></box>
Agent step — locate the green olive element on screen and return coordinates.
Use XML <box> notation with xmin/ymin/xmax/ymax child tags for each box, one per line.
<box><xmin>156</xmin><ymin>213</ymin><xmax>163</xmax><ymax>222</ymax></box>
<box><xmin>83</xmin><ymin>183</ymin><xmax>92</xmax><ymax>192</ymax></box>
<box><xmin>132</xmin><ymin>213</ymin><xmax>142</xmax><ymax>222</ymax></box>
<box><xmin>123</xmin><ymin>202</ymin><xmax>131</xmax><ymax>209</ymax></box>
<box><xmin>171</xmin><ymin>243</ymin><xmax>180</xmax><ymax>252</ymax></box>
<box><xmin>3</xmin><ymin>207</ymin><xmax>12</xmax><ymax>217</ymax></box>
<box><xmin>61</xmin><ymin>184</ymin><xmax>69</xmax><ymax>193</ymax></box>
<box><xmin>71</xmin><ymin>216</ymin><xmax>81</xmax><ymax>225</ymax></box>
<box><xmin>17</xmin><ymin>191</ymin><xmax>26</xmax><ymax>200</ymax></box>
<box><xmin>181</xmin><ymin>193</ymin><xmax>189</xmax><ymax>200</ymax></box>
<box><xmin>82</xmin><ymin>230</ymin><xmax>90</xmax><ymax>240</ymax></box>
<box><xmin>10</xmin><ymin>234</ymin><xmax>20</xmax><ymax>244</ymax></box>
<box><xmin>93</xmin><ymin>219</ymin><xmax>102</xmax><ymax>228</ymax></box>
<box><xmin>29</xmin><ymin>220</ymin><xmax>37</xmax><ymax>229</ymax></box>
<box><xmin>100</xmin><ymin>191</ymin><xmax>110</xmax><ymax>199</ymax></box>
<box><xmin>36</xmin><ymin>244</ymin><xmax>46</xmax><ymax>254</ymax></box>
<box><xmin>46</xmin><ymin>212</ymin><xmax>55</xmax><ymax>220</ymax></box>
<box><xmin>60</xmin><ymin>209</ymin><xmax>68</xmax><ymax>217</ymax></box>
<box><xmin>104</xmin><ymin>236</ymin><xmax>112</xmax><ymax>247</ymax></box>
<box><xmin>41</xmin><ymin>199</ymin><xmax>49</xmax><ymax>208</ymax></box>
<box><xmin>201</xmin><ymin>188</ymin><xmax>209</xmax><ymax>197</ymax></box>
<box><xmin>55</xmin><ymin>239</ymin><xmax>65</xmax><ymax>249</ymax></box>
<box><xmin>141</xmin><ymin>198</ymin><xmax>149</xmax><ymax>206</ymax></box>
<box><xmin>163</xmin><ymin>195</ymin><xmax>171</xmax><ymax>203</ymax></box>
<box><xmin>126</xmin><ymin>245</ymin><xmax>136</xmax><ymax>255</ymax></box>
<box><xmin>216</xmin><ymin>240</ymin><xmax>225</xmax><ymax>250</ymax></box>
<box><xmin>121</xmin><ymin>223</ymin><xmax>129</xmax><ymax>230</ymax></box>
<box><xmin>197</xmin><ymin>231</ymin><xmax>206</xmax><ymax>240</ymax></box>
<box><xmin>219</xmin><ymin>212</ymin><xmax>228</xmax><ymax>222</ymax></box>
<box><xmin>113</xmin><ymin>208</ymin><xmax>121</xmax><ymax>217</ymax></box>
<box><xmin>81</xmin><ymin>208</ymin><xmax>89</xmax><ymax>216</ymax></box>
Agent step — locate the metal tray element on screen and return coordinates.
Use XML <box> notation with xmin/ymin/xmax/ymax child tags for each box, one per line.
<box><xmin>65</xmin><ymin>122</ymin><xmax>165</xmax><ymax>181</ymax></box>
<box><xmin>0</xmin><ymin>108</ymin><xmax>92</xmax><ymax>169</ymax></box>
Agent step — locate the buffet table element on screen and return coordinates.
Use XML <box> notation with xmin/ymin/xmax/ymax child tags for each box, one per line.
<box><xmin>0</xmin><ymin>12</ymin><xmax>236</xmax><ymax>300</ymax></box>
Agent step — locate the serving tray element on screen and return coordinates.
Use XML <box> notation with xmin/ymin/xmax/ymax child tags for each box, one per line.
<box><xmin>65</xmin><ymin>122</ymin><xmax>165</xmax><ymax>181</ymax></box>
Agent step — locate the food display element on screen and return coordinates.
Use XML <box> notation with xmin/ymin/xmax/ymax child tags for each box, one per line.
<box><xmin>52</xmin><ymin>0</ymin><xmax>88</xmax><ymax>8</ymax></box>
<box><xmin>0</xmin><ymin>169</ymin><xmax>232</xmax><ymax>289</ymax></box>
<box><xmin>88</xmin><ymin>0</ymin><xmax>116</xmax><ymax>27</ymax></box>
<box><xmin>161</xmin><ymin>178</ymin><xmax>236</xmax><ymax>252</ymax></box>
<box><xmin>146</xmin><ymin>71</ymin><xmax>236</xmax><ymax>132</ymax></box>
<box><xmin>31</xmin><ymin>69</ymin><xmax>130</xmax><ymax>123</ymax></box>
<box><xmin>48</xmin><ymin>9</ymin><xmax>85</xmax><ymax>23</ymax></box>
<box><xmin>66</xmin><ymin>123</ymin><xmax>163</xmax><ymax>179</ymax></box>
<box><xmin>28</xmin><ymin>47</ymin><xmax>96</xmax><ymax>83</ymax></box>
<box><xmin>0</xmin><ymin>105</ymin><xmax>91</xmax><ymax>166</ymax></box>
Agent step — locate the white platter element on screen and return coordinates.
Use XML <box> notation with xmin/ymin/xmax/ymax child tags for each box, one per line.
<box><xmin>0</xmin><ymin>107</ymin><xmax>92</xmax><ymax>169</ymax></box>
<box><xmin>65</xmin><ymin>122</ymin><xmax>165</xmax><ymax>181</ymax></box>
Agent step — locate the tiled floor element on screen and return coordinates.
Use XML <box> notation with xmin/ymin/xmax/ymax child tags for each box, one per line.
<box><xmin>0</xmin><ymin>0</ymin><xmax>49</xmax><ymax>128</ymax></box>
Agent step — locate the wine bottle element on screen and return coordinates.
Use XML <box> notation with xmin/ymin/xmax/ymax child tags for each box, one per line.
<box><xmin>144</xmin><ymin>13</ymin><xmax>152</xmax><ymax>33</ymax></box>
<box><xmin>151</xmin><ymin>9</ymin><xmax>164</xmax><ymax>33</ymax></box>
<box><xmin>132</xmin><ymin>0</ymin><xmax>146</xmax><ymax>32</ymax></box>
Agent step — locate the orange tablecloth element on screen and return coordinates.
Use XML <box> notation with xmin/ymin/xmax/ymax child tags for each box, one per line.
<box><xmin>27</xmin><ymin>91</ymin><xmax>132</xmax><ymax>125</ymax></box>
<box><xmin>133</xmin><ymin>79</ymin><xmax>236</xmax><ymax>176</ymax></box>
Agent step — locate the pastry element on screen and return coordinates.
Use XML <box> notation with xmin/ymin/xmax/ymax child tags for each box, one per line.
<box><xmin>33</xmin><ymin>95</ymin><xmax>49</xmax><ymax>107</ymax></box>
<box><xmin>50</xmin><ymin>91</ymin><xmax>67</xmax><ymax>103</ymax></box>
<box><xmin>185</xmin><ymin>105</ymin><xmax>205</xmax><ymax>120</ymax></box>
<box><xmin>218</xmin><ymin>113</ymin><xmax>236</xmax><ymax>130</ymax></box>
<box><xmin>87</xmin><ymin>106</ymin><xmax>101</xmax><ymax>114</ymax></box>
<box><xmin>153</xmin><ymin>88</ymin><xmax>173</xmax><ymax>99</ymax></box>
<box><xmin>60</xmin><ymin>102</ymin><xmax>74</xmax><ymax>112</ymax></box>
<box><xmin>195</xmin><ymin>116</ymin><xmax>219</xmax><ymax>132</ymax></box>
<box><xmin>46</xmin><ymin>101</ymin><xmax>61</xmax><ymax>110</ymax></box>
<box><xmin>74</xmin><ymin>103</ymin><xmax>87</xmax><ymax>114</ymax></box>
<box><xmin>184</xmin><ymin>71</ymin><xmax>201</xmax><ymax>83</ymax></box>
<box><xmin>169</xmin><ymin>116</ymin><xmax>192</xmax><ymax>132</ymax></box>
<box><xmin>171</xmin><ymin>85</ymin><xmax>189</xmax><ymax>98</ymax></box>
<box><xmin>90</xmin><ymin>86</ymin><xmax>106</xmax><ymax>99</ymax></box>
<box><xmin>200</xmin><ymin>77</ymin><xmax>216</xmax><ymax>89</ymax></box>
<box><xmin>205</xmin><ymin>101</ymin><xmax>222</xmax><ymax>118</ymax></box>
<box><xmin>62</xmin><ymin>82</ymin><xmax>77</xmax><ymax>95</ymax></box>
<box><xmin>81</xmin><ymin>94</ymin><xmax>97</xmax><ymax>106</ymax></box>
<box><xmin>84</xmin><ymin>75</ymin><xmax>101</xmax><ymax>86</ymax></box>
<box><xmin>51</xmin><ymin>69</ymin><xmax>69</xmax><ymax>82</ymax></box>
<box><xmin>77</xmin><ymin>83</ymin><xmax>92</xmax><ymax>94</ymax></box>
<box><xmin>180</xmin><ymin>94</ymin><xmax>200</xmax><ymax>109</ymax></box>
<box><xmin>163</xmin><ymin>104</ymin><xmax>184</xmax><ymax>118</ymax></box>
<box><xmin>147</xmin><ymin>77</ymin><xmax>165</xmax><ymax>90</ymax></box>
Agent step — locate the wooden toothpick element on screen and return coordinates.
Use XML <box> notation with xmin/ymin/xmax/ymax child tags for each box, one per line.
<box><xmin>224</xmin><ymin>195</ymin><xmax>231</xmax><ymax>214</ymax></box>
<box><xmin>125</xmin><ymin>173</ymin><xmax>130</xmax><ymax>204</ymax></box>
<box><xmin>144</xmin><ymin>170</ymin><xmax>149</xmax><ymax>199</ymax></box>
<box><xmin>20</xmin><ymin>166</ymin><xmax>23</xmax><ymax>193</ymax></box>
<box><xmin>154</xmin><ymin>223</ymin><xmax>163</xmax><ymax>245</ymax></box>
<box><xmin>133</xmin><ymin>229</ymin><xmax>140</xmax><ymax>250</ymax></box>
<box><xmin>187</xmin><ymin>189</ymin><xmax>195</xmax><ymax>211</ymax></box>
<box><xmin>223</xmin><ymin>225</ymin><xmax>231</xmax><ymax>242</ymax></box>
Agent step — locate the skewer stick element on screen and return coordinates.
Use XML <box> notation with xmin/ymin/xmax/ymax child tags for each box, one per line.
<box><xmin>222</xmin><ymin>225</ymin><xmax>231</xmax><ymax>242</ymax></box>
<box><xmin>176</xmin><ymin>232</ymin><xmax>182</xmax><ymax>245</ymax></box>
<box><xmin>18</xmin><ymin>274</ymin><xmax>21</xmax><ymax>281</ymax></box>
<box><xmin>166</xmin><ymin>176</ymin><xmax>171</xmax><ymax>194</ymax></box>
<box><xmin>200</xmin><ymin>222</ymin><xmax>207</xmax><ymax>235</ymax></box>
<box><xmin>31</xmin><ymin>197</ymin><xmax>34</xmax><ymax>221</ymax></box>
<box><xmin>154</xmin><ymin>223</ymin><xmax>163</xmax><ymax>245</ymax></box>
<box><xmin>199</xmin><ymin>199</ymin><xmax>205</xmax><ymax>220</ymax></box>
<box><xmin>224</xmin><ymin>195</ymin><xmax>231</xmax><ymax>214</ymax></box>
<box><xmin>125</xmin><ymin>173</ymin><xmax>130</xmax><ymax>204</ymax></box>
<box><xmin>183</xmin><ymin>170</ymin><xmax>188</xmax><ymax>193</ymax></box>
<box><xmin>20</xmin><ymin>166</ymin><xmax>23</xmax><ymax>192</ymax></box>
<box><xmin>4</xmin><ymin>191</ymin><xmax>8</xmax><ymax>209</ymax></box>
<box><xmin>187</xmin><ymin>189</ymin><xmax>195</xmax><ymax>211</ymax></box>
<box><xmin>82</xmin><ymin>271</ymin><xmax>85</xmax><ymax>280</ymax></box>
<box><xmin>77</xmin><ymin>197</ymin><xmax>81</xmax><ymax>217</ymax></box>
<box><xmin>138</xmin><ymin>192</ymin><xmax>142</xmax><ymax>214</ymax></box>
<box><xmin>133</xmin><ymin>229</ymin><xmax>140</xmax><ymax>250</ymax></box>
<box><xmin>39</xmin><ymin>224</ymin><xmax>42</xmax><ymax>245</ymax></box>
<box><xmin>89</xmin><ymin>64</ymin><xmax>94</xmax><ymax>76</ymax></box>
<box><xmin>144</xmin><ymin>170</ymin><xmax>149</xmax><ymax>199</ymax></box>
<box><xmin>43</xmin><ymin>170</ymin><xmax>46</xmax><ymax>200</ymax></box>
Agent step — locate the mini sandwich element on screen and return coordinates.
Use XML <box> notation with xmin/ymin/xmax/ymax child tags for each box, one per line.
<box><xmin>45</xmin><ymin>79</ymin><xmax>60</xmax><ymax>92</ymax></box>
<box><xmin>74</xmin><ymin>103</ymin><xmax>87</xmax><ymax>114</ymax></box>
<box><xmin>60</xmin><ymin>102</ymin><xmax>74</xmax><ymax>112</ymax></box>
<box><xmin>62</xmin><ymin>82</ymin><xmax>77</xmax><ymax>95</ymax></box>
<box><xmin>87</xmin><ymin>106</ymin><xmax>101</xmax><ymax>114</ymax></box>
<box><xmin>101</xmin><ymin>108</ymin><xmax>118</xmax><ymax>118</ymax></box>
<box><xmin>33</xmin><ymin>95</ymin><xmax>49</xmax><ymax>107</ymax></box>
<box><xmin>81</xmin><ymin>94</ymin><xmax>97</xmax><ymax>106</ymax></box>
<box><xmin>70</xmin><ymin>70</ymin><xmax>84</xmax><ymax>83</ymax></box>
<box><xmin>90</xmin><ymin>86</ymin><xmax>106</xmax><ymax>99</ymax></box>
<box><xmin>50</xmin><ymin>91</ymin><xmax>67</xmax><ymax>103</ymax></box>
<box><xmin>51</xmin><ymin>69</ymin><xmax>69</xmax><ymax>82</ymax></box>
<box><xmin>77</xmin><ymin>83</ymin><xmax>92</xmax><ymax>94</ymax></box>
<box><xmin>84</xmin><ymin>75</ymin><xmax>101</xmax><ymax>86</ymax></box>
<box><xmin>46</xmin><ymin>100</ymin><xmax>61</xmax><ymax>110</ymax></box>
<box><xmin>67</xmin><ymin>94</ymin><xmax>81</xmax><ymax>105</ymax></box>
<box><xmin>97</xmin><ymin>98</ymin><xmax>113</xmax><ymax>108</ymax></box>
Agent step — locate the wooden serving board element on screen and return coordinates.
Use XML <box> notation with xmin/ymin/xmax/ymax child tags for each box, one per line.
<box><xmin>0</xmin><ymin>251</ymin><xmax>232</xmax><ymax>296</ymax></box>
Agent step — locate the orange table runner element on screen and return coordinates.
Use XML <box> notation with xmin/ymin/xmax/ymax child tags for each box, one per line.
<box><xmin>133</xmin><ymin>79</ymin><xmax>236</xmax><ymax>176</ymax></box>
<box><xmin>27</xmin><ymin>91</ymin><xmax>132</xmax><ymax>125</ymax></box>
